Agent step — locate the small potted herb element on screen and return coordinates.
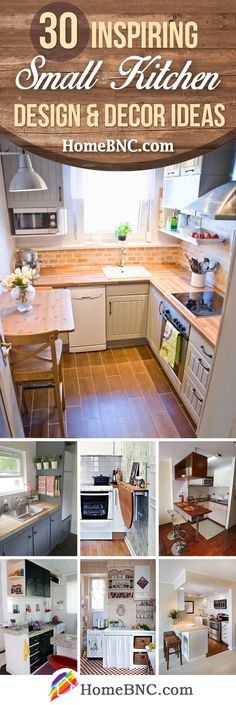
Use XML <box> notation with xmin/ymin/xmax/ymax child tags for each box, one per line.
<box><xmin>42</xmin><ymin>457</ymin><xmax>50</xmax><ymax>470</ymax></box>
<box><xmin>115</xmin><ymin>222</ymin><xmax>132</xmax><ymax>242</ymax></box>
<box><xmin>109</xmin><ymin>620</ymin><xmax>119</xmax><ymax>628</ymax></box>
<box><xmin>50</xmin><ymin>455</ymin><xmax>62</xmax><ymax>470</ymax></box>
<box><xmin>168</xmin><ymin>609</ymin><xmax>180</xmax><ymax>624</ymax></box>
<box><xmin>34</xmin><ymin>457</ymin><xmax>43</xmax><ymax>471</ymax></box>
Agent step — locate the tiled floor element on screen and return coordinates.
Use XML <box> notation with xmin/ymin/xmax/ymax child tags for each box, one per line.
<box><xmin>22</xmin><ymin>345</ymin><xmax>196</xmax><ymax>438</ymax></box>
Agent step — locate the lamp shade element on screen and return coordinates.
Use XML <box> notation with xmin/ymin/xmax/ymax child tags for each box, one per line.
<box><xmin>9</xmin><ymin>152</ymin><xmax>48</xmax><ymax>192</ymax></box>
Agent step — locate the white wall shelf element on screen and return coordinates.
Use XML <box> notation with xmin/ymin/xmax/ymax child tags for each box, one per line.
<box><xmin>158</xmin><ymin>228</ymin><xmax>225</xmax><ymax>246</ymax></box>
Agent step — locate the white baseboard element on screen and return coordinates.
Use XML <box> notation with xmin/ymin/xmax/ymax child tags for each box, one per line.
<box><xmin>124</xmin><ymin>536</ymin><xmax>136</xmax><ymax>556</ymax></box>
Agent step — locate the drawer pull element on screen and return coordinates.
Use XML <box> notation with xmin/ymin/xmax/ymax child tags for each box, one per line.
<box><xmin>192</xmin><ymin>388</ymin><xmax>203</xmax><ymax>403</ymax></box>
<box><xmin>198</xmin><ymin>358</ymin><xmax>210</xmax><ymax>372</ymax></box>
<box><xmin>200</xmin><ymin>345</ymin><xmax>213</xmax><ymax>359</ymax></box>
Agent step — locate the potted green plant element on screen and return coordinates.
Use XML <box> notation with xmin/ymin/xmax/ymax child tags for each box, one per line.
<box><xmin>50</xmin><ymin>455</ymin><xmax>62</xmax><ymax>470</ymax></box>
<box><xmin>115</xmin><ymin>222</ymin><xmax>132</xmax><ymax>242</ymax></box>
<box><xmin>42</xmin><ymin>457</ymin><xmax>50</xmax><ymax>470</ymax></box>
<box><xmin>109</xmin><ymin>620</ymin><xmax>119</xmax><ymax>628</ymax></box>
<box><xmin>34</xmin><ymin>457</ymin><xmax>43</xmax><ymax>471</ymax></box>
<box><xmin>168</xmin><ymin>609</ymin><xmax>180</xmax><ymax>624</ymax></box>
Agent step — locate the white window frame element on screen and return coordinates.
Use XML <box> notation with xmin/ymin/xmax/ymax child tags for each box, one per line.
<box><xmin>90</xmin><ymin>576</ymin><xmax>107</xmax><ymax>611</ymax></box>
<box><xmin>71</xmin><ymin>168</ymin><xmax>155</xmax><ymax>243</ymax></box>
<box><xmin>0</xmin><ymin>445</ymin><xmax>27</xmax><ymax>497</ymax></box>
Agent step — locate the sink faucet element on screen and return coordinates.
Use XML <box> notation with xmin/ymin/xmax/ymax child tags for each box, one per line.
<box><xmin>118</xmin><ymin>618</ymin><xmax>125</xmax><ymax>627</ymax></box>
<box><xmin>120</xmin><ymin>248</ymin><xmax>127</xmax><ymax>269</ymax></box>
<box><xmin>14</xmin><ymin>497</ymin><xmax>25</xmax><ymax>509</ymax></box>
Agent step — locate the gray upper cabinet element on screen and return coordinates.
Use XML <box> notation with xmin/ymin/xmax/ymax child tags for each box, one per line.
<box><xmin>32</xmin><ymin>516</ymin><xmax>50</xmax><ymax>556</ymax></box>
<box><xmin>3</xmin><ymin>527</ymin><xmax>33</xmax><ymax>556</ymax></box>
<box><xmin>2</xmin><ymin>147</ymin><xmax>64</xmax><ymax>208</ymax></box>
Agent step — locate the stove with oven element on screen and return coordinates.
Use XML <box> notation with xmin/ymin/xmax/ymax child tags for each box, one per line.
<box><xmin>80</xmin><ymin>484</ymin><xmax>113</xmax><ymax>540</ymax></box>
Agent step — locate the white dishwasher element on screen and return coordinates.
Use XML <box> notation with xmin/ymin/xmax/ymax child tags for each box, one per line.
<box><xmin>68</xmin><ymin>286</ymin><xmax>106</xmax><ymax>352</ymax></box>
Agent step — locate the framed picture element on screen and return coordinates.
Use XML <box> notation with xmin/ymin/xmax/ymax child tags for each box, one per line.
<box><xmin>185</xmin><ymin>600</ymin><xmax>194</xmax><ymax>614</ymax></box>
<box><xmin>129</xmin><ymin>462</ymin><xmax>140</xmax><ymax>485</ymax></box>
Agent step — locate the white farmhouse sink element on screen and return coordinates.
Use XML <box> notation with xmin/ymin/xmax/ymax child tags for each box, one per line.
<box><xmin>103</xmin><ymin>266</ymin><xmax>151</xmax><ymax>279</ymax></box>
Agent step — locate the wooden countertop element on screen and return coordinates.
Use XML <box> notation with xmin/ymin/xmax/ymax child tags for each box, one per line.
<box><xmin>174</xmin><ymin>501</ymin><xmax>212</xmax><ymax>520</ymax></box>
<box><xmin>0</xmin><ymin>502</ymin><xmax>61</xmax><ymax>542</ymax></box>
<box><xmin>36</xmin><ymin>264</ymin><xmax>221</xmax><ymax>347</ymax></box>
<box><xmin>0</xmin><ymin>289</ymin><xmax>74</xmax><ymax>336</ymax></box>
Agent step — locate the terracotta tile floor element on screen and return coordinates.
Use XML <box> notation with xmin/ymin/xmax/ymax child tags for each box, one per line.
<box><xmin>22</xmin><ymin>345</ymin><xmax>196</xmax><ymax>438</ymax></box>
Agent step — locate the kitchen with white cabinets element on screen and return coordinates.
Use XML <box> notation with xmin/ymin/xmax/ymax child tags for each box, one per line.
<box><xmin>0</xmin><ymin>557</ymin><xmax>77</xmax><ymax>675</ymax></box>
<box><xmin>159</xmin><ymin>558</ymin><xmax>236</xmax><ymax>675</ymax></box>
<box><xmin>0</xmin><ymin>440</ymin><xmax>77</xmax><ymax>556</ymax></box>
<box><xmin>0</xmin><ymin>137</ymin><xmax>236</xmax><ymax>439</ymax></box>
<box><xmin>81</xmin><ymin>558</ymin><xmax>156</xmax><ymax>675</ymax></box>
<box><xmin>80</xmin><ymin>440</ymin><xmax>156</xmax><ymax>557</ymax></box>
<box><xmin>159</xmin><ymin>441</ymin><xmax>236</xmax><ymax>557</ymax></box>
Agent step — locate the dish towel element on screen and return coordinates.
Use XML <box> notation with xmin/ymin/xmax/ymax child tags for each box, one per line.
<box><xmin>38</xmin><ymin>476</ymin><xmax>46</xmax><ymax>494</ymax></box>
<box><xmin>46</xmin><ymin>476</ymin><xmax>55</xmax><ymax>496</ymax></box>
<box><xmin>103</xmin><ymin>635</ymin><xmax>133</xmax><ymax>669</ymax></box>
<box><xmin>159</xmin><ymin>320</ymin><xmax>181</xmax><ymax>369</ymax></box>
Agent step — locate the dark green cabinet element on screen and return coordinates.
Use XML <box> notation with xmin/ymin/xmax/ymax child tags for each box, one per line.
<box><xmin>26</xmin><ymin>560</ymin><xmax>51</xmax><ymax>597</ymax></box>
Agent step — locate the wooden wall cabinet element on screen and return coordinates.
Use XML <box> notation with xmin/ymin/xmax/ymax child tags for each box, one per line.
<box><xmin>174</xmin><ymin>452</ymin><xmax>207</xmax><ymax>480</ymax></box>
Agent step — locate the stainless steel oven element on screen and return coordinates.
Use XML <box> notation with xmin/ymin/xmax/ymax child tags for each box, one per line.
<box><xmin>209</xmin><ymin>619</ymin><xmax>221</xmax><ymax>642</ymax></box>
<box><xmin>12</xmin><ymin>208</ymin><xmax>67</xmax><ymax>235</ymax></box>
<box><xmin>159</xmin><ymin>299</ymin><xmax>190</xmax><ymax>385</ymax></box>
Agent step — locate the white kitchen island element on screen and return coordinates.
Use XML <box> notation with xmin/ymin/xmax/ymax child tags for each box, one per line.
<box><xmin>102</xmin><ymin>628</ymin><xmax>156</xmax><ymax>669</ymax></box>
<box><xmin>174</xmin><ymin>622</ymin><xmax>208</xmax><ymax>663</ymax></box>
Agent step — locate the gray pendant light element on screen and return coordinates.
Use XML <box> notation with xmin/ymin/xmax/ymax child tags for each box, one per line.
<box><xmin>9</xmin><ymin>150</ymin><xmax>48</xmax><ymax>192</ymax></box>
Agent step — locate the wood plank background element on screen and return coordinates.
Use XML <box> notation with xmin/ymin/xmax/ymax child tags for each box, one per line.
<box><xmin>0</xmin><ymin>0</ymin><xmax>235</xmax><ymax>169</ymax></box>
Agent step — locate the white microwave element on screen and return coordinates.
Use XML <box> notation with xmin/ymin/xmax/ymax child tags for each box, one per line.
<box><xmin>12</xmin><ymin>208</ymin><xmax>67</xmax><ymax>235</ymax></box>
<box><xmin>189</xmin><ymin>477</ymin><xmax>214</xmax><ymax>486</ymax></box>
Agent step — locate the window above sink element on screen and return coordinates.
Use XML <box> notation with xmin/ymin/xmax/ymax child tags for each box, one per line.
<box><xmin>0</xmin><ymin>446</ymin><xmax>26</xmax><ymax>496</ymax></box>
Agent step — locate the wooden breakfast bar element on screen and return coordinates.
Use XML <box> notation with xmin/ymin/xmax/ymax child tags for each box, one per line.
<box><xmin>0</xmin><ymin>289</ymin><xmax>74</xmax><ymax>336</ymax></box>
<box><xmin>174</xmin><ymin>502</ymin><xmax>212</xmax><ymax>542</ymax></box>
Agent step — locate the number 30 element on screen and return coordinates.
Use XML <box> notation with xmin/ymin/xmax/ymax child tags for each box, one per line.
<box><xmin>39</xmin><ymin>11</ymin><xmax>78</xmax><ymax>49</ymax></box>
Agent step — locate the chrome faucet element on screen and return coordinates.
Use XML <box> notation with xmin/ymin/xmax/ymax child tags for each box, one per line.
<box><xmin>120</xmin><ymin>248</ymin><xmax>127</xmax><ymax>269</ymax></box>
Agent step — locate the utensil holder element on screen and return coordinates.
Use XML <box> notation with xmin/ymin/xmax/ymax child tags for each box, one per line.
<box><xmin>191</xmin><ymin>272</ymin><xmax>206</xmax><ymax>288</ymax></box>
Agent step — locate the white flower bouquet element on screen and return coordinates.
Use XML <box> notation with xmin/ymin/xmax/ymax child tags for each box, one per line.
<box><xmin>1</xmin><ymin>266</ymin><xmax>33</xmax><ymax>291</ymax></box>
<box><xmin>1</xmin><ymin>267</ymin><xmax>36</xmax><ymax>312</ymax></box>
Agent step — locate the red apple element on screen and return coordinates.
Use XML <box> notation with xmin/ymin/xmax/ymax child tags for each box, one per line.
<box><xmin>211</xmin><ymin>233</ymin><xmax>219</xmax><ymax>239</ymax></box>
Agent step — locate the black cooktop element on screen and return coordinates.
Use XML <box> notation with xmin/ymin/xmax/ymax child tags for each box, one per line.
<box><xmin>172</xmin><ymin>291</ymin><xmax>224</xmax><ymax>317</ymax></box>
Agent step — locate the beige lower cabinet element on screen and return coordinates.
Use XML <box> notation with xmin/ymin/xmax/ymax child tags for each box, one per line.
<box><xmin>106</xmin><ymin>283</ymin><xmax>148</xmax><ymax>341</ymax></box>
<box><xmin>181</xmin><ymin>328</ymin><xmax>215</xmax><ymax>424</ymax></box>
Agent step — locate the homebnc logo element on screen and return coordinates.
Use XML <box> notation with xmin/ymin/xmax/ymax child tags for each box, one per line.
<box><xmin>49</xmin><ymin>669</ymin><xmax>78</xmax><ymax>701</ymax></box>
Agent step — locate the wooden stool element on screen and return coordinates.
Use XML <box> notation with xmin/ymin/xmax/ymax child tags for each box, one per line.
<box><xmin>163</xmin><ymin>630</ymin><xmax>175</xmax><ymax>658</ymax></box>
<box><xmin>165</xmin><ymin>635</ymin><xmax>182</xmax><ymax>670</ymax></box>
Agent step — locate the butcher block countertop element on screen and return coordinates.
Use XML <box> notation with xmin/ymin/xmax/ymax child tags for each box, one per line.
<box><xmin>0</xmin><ymin>502</ymin><xmax>61</xmax><ymax>542</ymax></box>
<box><xmin>174</xmin><ymin>501</ymin><xmax>212</xmax><ymax>520</ymax></box>
<box><xmin>36</xmin><ymin>264</ymin><xmax>222</xmax><ymax>347</ymax></box>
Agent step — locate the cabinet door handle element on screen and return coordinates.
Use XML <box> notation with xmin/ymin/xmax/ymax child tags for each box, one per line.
<box><xmin>198</xmin><ymin>358</ymin><xmax>210</xmax><ymax>372</ymax></box>
<box><xmin>200</xmin><ymin>345</ymin><xmax>213</xmax><ymax>359</ymax></box>
<box><xmin>28</xmin><ymin>536</ymin><xmax>31</xmax><ymax>539</ymax></box>
<box><xmin>192</xmin><ymin>388</ymin><xmax>203</xmax><ymax>403</ymax></box>
<box><xmin>159</xmin><ymin>300</ymin><xmax>163</xmax><ymax>315</ymax></box>
<box><xmin>34</xmin><ymin>530</ymin><xmax>37</xmax><ymax>535</ymax></box>
<box><xmin>51</xmin><ymin>519</ymin><xmax>54</xmax><ymax>522</ymax></box>
<box><xmin>109</xmin><ymin>301</ymin><xmax>112</xmax><ymax>315</ymax></box>
<box><xmin>185</xmin><ymin>168</ymin><xmax>195</xmax><ymax>173</ymax></box>
<box><xmin>58</xmin><ymin>185</ymin><xmax>62</xmax><ymax>202</ymax></box>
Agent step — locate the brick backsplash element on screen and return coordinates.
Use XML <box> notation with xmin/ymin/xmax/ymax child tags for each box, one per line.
<box><xmin>39</xmin><ymin>246</ymin><xmax>179</xmax><ymax>268</ymax></box>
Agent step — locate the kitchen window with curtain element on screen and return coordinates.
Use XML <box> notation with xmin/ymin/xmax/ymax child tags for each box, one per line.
<box><xmin>66</xmin><ymin>574</ymin><xmax>77</xmax><ymax>614</ymax></box>
<box><xmin>0</xmin><ymin>446</ymin><xmax>26</xmax><ymax>495</ymax></box>
<box><xmin>90</xmin><ymin>578</ymin><xmax>106</xmax><ymax>610</ymax></box>
<box><xmin>70</xmin><ymin>168</ymin><xmax>155</xmax><ymax>241</ymax></box>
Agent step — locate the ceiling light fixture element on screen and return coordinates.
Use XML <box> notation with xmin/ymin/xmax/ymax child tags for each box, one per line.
<box><xmin>0</xmin><ymin>148</ymin><xmax>48</xmax><ymax>192</ymax></box>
